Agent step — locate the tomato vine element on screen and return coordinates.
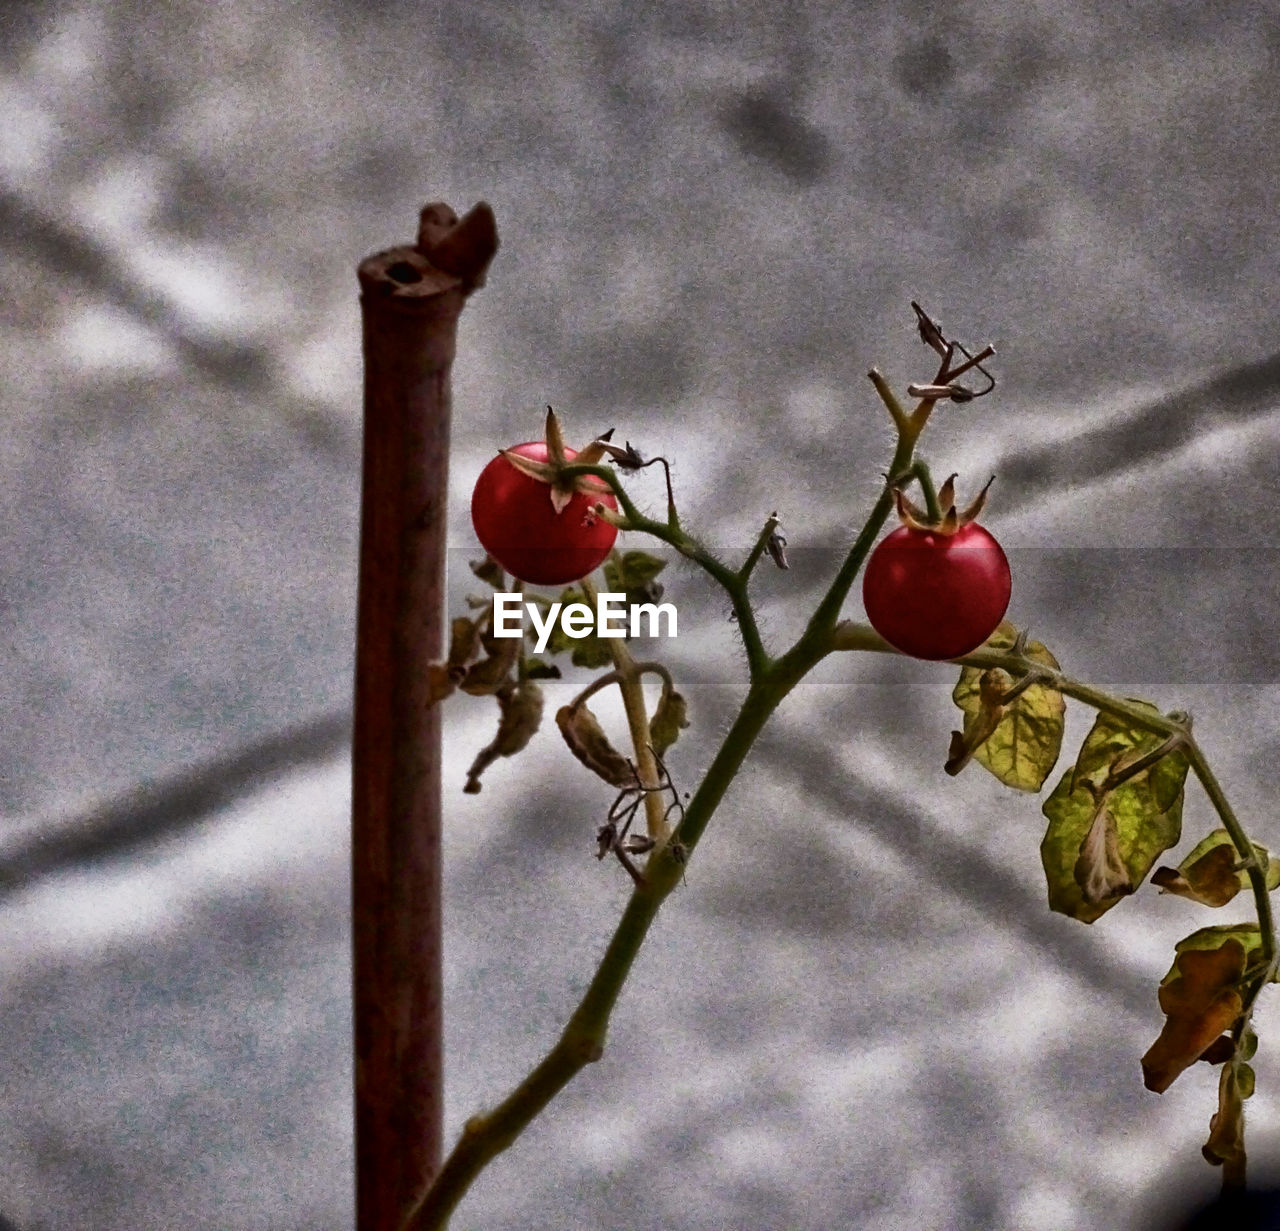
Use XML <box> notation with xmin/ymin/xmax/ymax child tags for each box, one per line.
<box><xmin>406</xmin><ymin>305</ymin><xmax>1275</xmax><ymax>1228</ymax></box>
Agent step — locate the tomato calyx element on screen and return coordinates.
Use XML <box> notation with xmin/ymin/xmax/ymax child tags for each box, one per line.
<box><xmin>499</xmin><ymin>405</ymin><xmax>616</xmax><ymax>515</ymax></box>
<box><xmin>892</xmin><ymin>471</ymin><xmax>995</xmax><ymax>535</ymax></box>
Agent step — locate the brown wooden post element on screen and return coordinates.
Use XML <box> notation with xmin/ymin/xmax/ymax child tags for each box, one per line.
<box><xmin>352</xmin><ymin>202</ymin><xmax>498</xmax><ymax>1229</ymax></box>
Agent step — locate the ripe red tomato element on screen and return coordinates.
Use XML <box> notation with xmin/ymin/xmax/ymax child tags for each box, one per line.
<box><xmin>861</xmin><ymin>522</ymin><xmax>1011</xmax><ymax>660</ymax></box>
<box><xmin>471</xmin><ymin>441</ymin><xmax>618</xmax><ymax>585</ymax></box>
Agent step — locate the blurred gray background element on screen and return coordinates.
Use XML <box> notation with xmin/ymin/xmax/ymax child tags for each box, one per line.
<box><xmin>3</xmin><ymin>1</ymin><xmax>1280</xmax><ymax>1227</ymax></box>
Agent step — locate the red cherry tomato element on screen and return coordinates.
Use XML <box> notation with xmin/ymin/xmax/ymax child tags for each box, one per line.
<box><xmin>862</xmin><ymin>522</ymin><xmax>1011</xmax><ymax>660</ymax></box>
<box><xmin>471</xmin><ymin>442</ymin><xmax>618</xmax><ymax>585</ymax></box>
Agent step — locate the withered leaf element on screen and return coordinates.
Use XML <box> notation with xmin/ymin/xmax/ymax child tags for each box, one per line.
<box><xmin>447</xmin><ymin>616</ymin><xmax>484</xmax><ymax>674</ymax></box>
<box><xmin>950</xmin><ymin>621</ymin><xmax>1064</xmax><ymax>791</ymax></box>
<box><xmin>1075</xmin><ymin>799</ymin><xmax>1134</xmax><ymax>905</ymax></box>
<box><xmin>1202</xmin><ymin>1062</ymin><xmax>1246</xmax><ymax>1183</ymax></box>
<box><xmin>426</xmin><ymin>663</ymin><xmax>456</xmax><ymax>706</ymax></box>
<box><xmin>459</xmin><ymin>631</ymin><xmax>519</xmax><ymax>696</ymax></box>
<box><xmin>464</xmin><ymin>681</ymin><xmax>544</xmax><ymax>794</ymax></box>
<box><xmin>1152</xmin><ymin>829</ymin><xmax>1280</xmax><ymax>908</ymax></box>
<box><xmin>649</xmin><ymin>686</ymin><xmax>690</xmax><ymax>756</ymax></box>
<box><xmin>556</xmin><ymin>702</ymin><xmax>635</xmax><ymax>788</ymax></box>
<box><xmin>1141</xmin><ymin>927</ymin><xmax>1261</xmax><ymax>1093</ymax></box>
<box><xmin>469</xmin><ymin>555</ymin><xmax>506</xmax><ymax>588</ymax></box>
<box><xmin>1197</xmin><ymin>1035</ymin><xmax>1236</xmax><ymax>1066</ymax></box>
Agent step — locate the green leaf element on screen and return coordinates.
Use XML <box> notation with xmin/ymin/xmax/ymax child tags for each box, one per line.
<box><xmin>950</xmin><ymin>621</ymin><xmax>1064</xmax><ymax>791</ymax></box>
<box><xmin>1040</xmin><ymin>707</ymin><xmax>1188</xmax><ymax>922</ymax></box>
<box><xmin>1142</xmin><ymin>926</ymin><xmax>1259</xmax><ymax>1093</ymax></box>
<box><xmin>604</xmin><ymin>550</ymin><xmax>667</xmax><ymax>595</ymax></box>
<box><xmin>569</xmin><ymin>637</ymin><xmax>615</xmax><ymax>670</ymax></box>
<box><xmin>544</xmin><ymin>587</ymin><xmax>588</xmax><ymax>656</ymax></box>
<box><xmin>1152</xmin><ymin>829</ymin><xmax>1279</xmax><ymax>907</ymax></box>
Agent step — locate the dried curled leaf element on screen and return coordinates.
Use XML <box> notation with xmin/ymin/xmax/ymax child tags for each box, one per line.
<box><xmin>1202</xmin><ymin>1062</ymin><xmax>1246</xmax><ymax>1184</ymax></box>
<box><xmin>1075</xmin><ymin>798</ymin><xmax>1134</xmax><ymax>905</ymax></box>
<box><xmin>1041</xmin><ymin>705</ymin><xmax>1188</xmax><ymax>923</ymax></box>
<box><xmin>1152</xmin><ymin>829</ymin><xmax>1280</xmax><ymax>907</ymax></box>
<box><xmin>469</xmin><ymin>555</ymin><xmax>506</xmax><ymax>588</ymax></box>
<box><xmin>649</xmin><ymin>686</ymin><xmax>689</xmax><ymax>756</ymax></box>
<box><xmin>426</xmin><ymin>664</ymin><xmax>456</xmax><ymax>706</ymax></box>
<box><xmin>464</xmin><ymin>681</ymin><xmax>545</xmax><ymax>794</ymax></box>
<box><xmin>1198</xmin><ymin>1035</ymin><xmax>1236</xmax><ymax>1066</ymax></box>
<box><xmin>459</xmin><ymin>629</ymin><xmax>519</xmax><ymax>696</ymax></box>
<box><xmin>556</xmin><ymin>702</ymin><xmax>635</xmax><ymax>788</ymax></box>
<box><xmin>447</xmin><ymin>616</ymin><xmax>484</xmax><ymax>675</ymax></box>
<box><xmin>949</xmin><ymin>622</ymin><xmax>1064</xmax><ymax>790</ymax></box>
<box><xmin>1141</xmin><ymin>926</ymin><xmax>1261</xmax><ymax>1094</ymax></box>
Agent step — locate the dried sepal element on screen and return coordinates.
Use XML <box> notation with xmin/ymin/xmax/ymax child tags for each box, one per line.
<box><xmin>571</xmin><ymin>438</ymin><xmax>613</xmax><ymax>467</ymax></box>
<box><xmin>426</xmin><ymin>664</ymin><xmax>456</xmax><ymax>706</ymax></box>
<box><xmin>544</xmin><ymin>405</ymin><xmax>568</xmax><ymax>465</ymax></box>
<box><xmin>556</xmin><ymin>701</ymin><xmax>636</xmax><ymax>788</ymax></box>
<box><xmin>958</xmin><ymin>475</ymin><xmax>996</xmax><ymax>526</ymax></box>
<box><xmin>593</xmin><ymin>438</ymin><xmax>646</xmax><ymax>470</ymax></box>
<box><xmin>766</xmin><ymin>515</ymin><xmax>789</xmax><ymax>570</ymax></box>
<box><xmin>893</xmin><ymin>473</ymin><xmax>998</xmax><ymax>535</ymax></box>
<box><xmin>500</xmin><ymin>447</ymin><xmax>558</xmax><ymax>484</ymax></box>
<box><xmin>892</xmin><ymin>485</ymin><xmax>933</xmax><ymax>531</ymax></box>
<box><xmin>464</xmin><ymin>680</ymin><xmax>545</xmax><ymax>794</ymax></box>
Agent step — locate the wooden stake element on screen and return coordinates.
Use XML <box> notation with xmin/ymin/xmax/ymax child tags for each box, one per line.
<box><xmin>352</xmin><ymin>202</ymin><xmax>497</xmax><ymax>1229</ymax></box>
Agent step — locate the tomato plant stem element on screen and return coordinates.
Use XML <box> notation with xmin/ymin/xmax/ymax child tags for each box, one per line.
<box><xmin>580</xmin><ymin>577</ymin><xmax>669</xmax><ymax>841</ymax></box>
<box><xmin>561</xmin><ymin>461</ymin><xmax>772</xmax><ymax>677</ymax></box>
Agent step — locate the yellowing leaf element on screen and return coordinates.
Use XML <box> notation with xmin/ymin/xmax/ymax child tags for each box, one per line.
<box><xmin>1141</xmin><ymin>927</ymin><xmax>1260</xmax><ymax>1093</ymax></box>
<box><xmin>1040</xmin><ymin>708</ymin><xmax>1189</xmax><ymax>922</ymax></box>
<box><xmin>950</xmin><ymin>622</ymin><xmax>1064</xmax><ymax>791</ymax></box>
<box><xmin>1067</xmin><ymin>701</ymin><xmax>1188</xmax><ymax>803</ymax></box>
